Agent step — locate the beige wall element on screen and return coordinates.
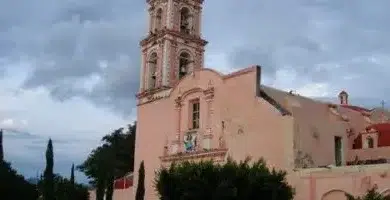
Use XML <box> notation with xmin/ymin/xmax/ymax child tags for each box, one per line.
<box><xmin>220</xmin><ymin>68</ymin><xmax>294</xmax><ymax>170</ymax></box>
<box><xmin>289</xmin><ymin>99</ymin><xmax>349</xmax><ymax>168</ymax></box>
<box><xmin>292</xmin><ymin>164</ymin><xmax>390</xmax><ymax>200</ymax></box>
<box><xmin>89</xmin><ymin>188</ymin><xmax>133</xmax><ymax>200</ymax></box>
<box><xmin>348</xmin><ymin>147</ymin><xmax>390</xmax><ymax>161</ymax></box>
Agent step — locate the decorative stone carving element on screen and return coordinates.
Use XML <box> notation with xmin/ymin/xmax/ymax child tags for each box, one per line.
<box><xmin>203</xmin><ymin>82</ymin><xmax>214</xmax><ymax>100</ymax></box>
<box><xmin>175</xmin><ymin>96</ymin><xmax>182</xmax><ymax>108</ymax></box>
<box><xmin>218</xmin><ymin>135</ymin><xmax>226</xmax><ymax>148</ymax></box>
<box><xmin>163</xmin><ymin>137</ymin><xmax>169</xmax><ymax>156</ymax></box>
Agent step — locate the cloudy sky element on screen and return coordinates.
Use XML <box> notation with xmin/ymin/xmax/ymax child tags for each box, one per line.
<box><xmin>1</xmin><ymin>0</ymin><xmax>390</xmax><ymax>182</ymax></box>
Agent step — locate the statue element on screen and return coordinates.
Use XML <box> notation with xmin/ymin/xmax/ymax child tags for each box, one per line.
<box><xmin>183</xmin><ymin>132</ymin><xmax>197</xmax><ymax>152</ymax></box>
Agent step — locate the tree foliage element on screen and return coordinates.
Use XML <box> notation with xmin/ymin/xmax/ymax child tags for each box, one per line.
<box><xmin>70</xmin><ymin>163</ymin><xmax>75</xmax><ymax>186</ymax></box>
<box><xmin>78</xmin><ymin>122</ymin><xmax>137</xmax><ymax>200</ymax></box>
<box><xmin>135</xmin><ymin>161</ymin><xmax>145</xmax><ymax>200</ymax></box>
<box><xmin>43</xmin><ymin>138</ymin><xmax>55</xmax><ymax>200</ymax></box>
<box><xmin>0</xmin><ymin>129</ymin><xmax>3</xmax><ymax>162</ymax></box>
<box><xmin>155</xmin><ymin>157</ymin><xmax>295</xmax><ymax>200</ymax></box>
<box><xmin>0</xmin><ymin>130</ymin><xmax>89</xmax><ymax>200</ymax></box>
<box><xmin>0</xmin><ymin>161</ymin><xmax>39</xmax><ymax>200</ymax></box>
<box><xmin>37</xmin><ymin>173</ymin><xmax>89</xmax><ymax>200</ymax></box>
<box><xmin>346</xmin><ymin>185</ymin><xmax>390</xmax><ymax>200</ymax></box>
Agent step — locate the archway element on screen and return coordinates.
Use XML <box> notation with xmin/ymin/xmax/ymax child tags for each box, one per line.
<box><xmin>180</xmin><ymin>7</ymin><xmax>191</xmax><ymax>34</ymax></box>
<box><xmin>321</xmin><ymin>190</ymin><xmax>348</xmax><ymax>200</ymax></box>
<box><xmin>367</xmin><ymin>136</ymin><xmax>374</xmax><ymax>148</ymax></box>
<box><xmin>155</xmin><ymin>8</ymin><xmax>163</xmax><ymax>31</ymax></box>
<box><xmin>178</xmin><ymin>52</ymin><xmax>191</xmax><ymax>79</ymax></box>
<box><xmin>148</xmin><ymin>52</ymin><xmax>158</xmax><ymax>89</ymax></box>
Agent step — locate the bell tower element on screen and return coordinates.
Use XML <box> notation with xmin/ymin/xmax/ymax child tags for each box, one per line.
<box><xmin>138</xmin><ymin>0</ymin><xmax>208</xmax><ymax>94</ymax></box>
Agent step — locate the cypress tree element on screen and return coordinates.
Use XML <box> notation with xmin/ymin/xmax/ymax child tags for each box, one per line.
<box><xmin>43</xmin><ymin>139</ymin><xmax>55</xmax><ymax>200</ymax></box>
<box><xmin>70</xmin><ymin>163</ymin><xmax>75</xmax><ymax>186</ymax></box>
<box><xmin>0</xmin><ymin>129</ymin><xmax>3</xmax><ymax>162</ymax></box>
<box><xmin>135</xmin><ymin>161</ymin><xmax>145</xmax><ymax>200</ymax></box>
<box><xmin>68</xmin><ymin>163</ymin><xmax>75</xmax><ymax>199</ymax></box>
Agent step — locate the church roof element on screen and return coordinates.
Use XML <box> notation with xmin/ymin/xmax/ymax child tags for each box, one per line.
<box><xmin>258</xmin><ymin>84</ymin><xmax>390</xmax><ymax>138</ymax></box>
<box><xmin>340</xmin><ymin>105</ymin><xmax>372</xmax><ymax>113</ymax></box>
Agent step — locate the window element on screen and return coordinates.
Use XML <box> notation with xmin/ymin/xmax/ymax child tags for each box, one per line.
<box><xmin>367</xmin><ymin>136</ymin><xmax>374</xmax><ymax>148</ymax></box>
<box><xmin>191</xmin><ymin>100</ymin><xmax>200</xmax><ymax>129</ymax></box>
<box><xmin>179</xmin><ymin>52</ymin><xmax>191</xmax><ymax>79</ymax></box>
<box><xmin>155</xmin><ymin>8</ymin><xmax>163</xmax><ymax>31</ymax></box>
<box><xmin>180</xmin><ymin>7</ymin><xmax>191</xmax><ymax>34</ymax></box>
<box><xmin>148</xmin><ymin>52</ymin><xmax>157</xmax><ymax>89</ymax></box>
<box><xmin>334</xmin><ymin>136</ymin><xmax>342</xmax><ymax>166</ymax></box>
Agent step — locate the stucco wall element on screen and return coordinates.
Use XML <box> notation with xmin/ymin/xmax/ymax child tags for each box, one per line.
<box><xmin>220</xmin><ymin>68</ymin><xmax>294</xmax><ymax>170</ymax></box>
<box><xmin>348</xmin><ymin>147</ymin><xmax>390</xmax><ymax>161</ymax></box>
<box><xmin>133</xmin><ymin>66</ymin><xmax>390</xmax><ymax>200</ymax></box>
<box><xmin>133</xmin><ymin>66</ymin><xmax>296</xmax><ymax>199</ymax></box>
<box><xmin>290</xmin><ymin>99</ymin><xmax>349</xmax><ymax>168</ymax></box>
<box><xmin>291</xmin><ymin>164</ymin><xmax>390</xmax><ymax>200</ymax></box>
<box><xmin>88</xmin><ymin>188</ymin><xmax>133</xmax><ymax>200</ymax></box>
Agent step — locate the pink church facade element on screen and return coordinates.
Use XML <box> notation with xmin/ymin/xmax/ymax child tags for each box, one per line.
<box><xmin>134</xmin><ymin>65</ymin><xmax>390</xmax><ymax>200</ymax></box>
<box><xmin>90</xmin><ymin>0</ymin><xmax>390</xmax><ymax>200</ymax></box>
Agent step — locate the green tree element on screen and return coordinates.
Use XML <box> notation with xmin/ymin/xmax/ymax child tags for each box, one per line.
<box><xmin>0</xmin><ymin>129</ymin><xmax>3</xmax><ymax>162</ymax></box>
<box><xmin>0</xmin><ymin>131</ymin><xmax>38</xmax><ymax>200</ymax></box>
<box><xmin>155</xmin><ymin>157</ymin><xmax>295</xmax><ymax>200</ymax></box>
<box><xmin>43</xmin><ymin>139</ymin><xmax>55</xmax><ymax>200</ymax></box>
<box><xmin>70</xmin><ymin>163</ymin><xmax>75</xmax><ymax>186</ymax></box>
<box><xmin>346</xmin><ymin>185</ymin><xmax>390</xmax><ymax>200</ymax></box>
<box><xmin>135</xmin><ymin>161</ymin><xmax>145</xmax><ymax>200</ymax></box>
<box><xmin>78</xmin><ymin>122</ymin><xmax>137</xmax><ymax>200</ymax></box>
<box><xmin>68</xmin><ymin>163</ymin><xmax>76</xmax><ymax>199</ymax></box>
<box><xmin>37</xmin><ymin>173</ymin><xmax>89</xmax><ymax>200</ymax></box>
<box><xmin>0</xmin><ymin>161</ymin><xmax>39</xmax><ymax>200</ymax></box>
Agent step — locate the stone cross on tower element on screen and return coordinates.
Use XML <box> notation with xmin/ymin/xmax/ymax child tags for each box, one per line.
<box><xmin>380</xmin><ymin>100</ymin><xmax>387</xmax><ymax>122</ymax></box>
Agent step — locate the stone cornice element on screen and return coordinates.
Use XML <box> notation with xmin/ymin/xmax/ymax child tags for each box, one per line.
<box><xmin>146</xmin><ymin>0</ymin><xmax>169</xmax><ymax>5</ymax></box>
<box><xmin>160</xmin><ymin>148</ymin><xmax>228</xmax><ymax>162</ymax></box>
<box><xmin>172</xmin><ymin>0</ymin><xmax>204</xmax><ymax>4</ymax></box>
<box><xmin>140</xmin><ymin>28</ymin><xmax>208</xmax><ymax>47</ymax></box>
<box><xmin>136</xmin><ymin>86</ymin><xmax>171</xmax><ymax>98</ymax></box>
<box><xmin>136</xmin><ymin>87</ymin><xmax>172</xmax><ymax>105</ymax></box>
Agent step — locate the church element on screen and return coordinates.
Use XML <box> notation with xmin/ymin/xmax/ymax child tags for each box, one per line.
<box><xmin>108</xmin><ymin>0</ymin><xmax>390</xmax><ymax>199</ymax></box>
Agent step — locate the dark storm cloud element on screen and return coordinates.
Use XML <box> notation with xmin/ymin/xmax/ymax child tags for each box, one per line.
<box><xmin>1</xmin><ymin>0</ymin><xmax>390</xmax><ymax>116</ymax></box>
<box><xmin>213</xmin><ymin>0</ymin><xmax>390</xmax><ymax>87</ymax></box>
<box><xmin>0</xmin><ymin>0</ymin><xmax>145</xmax><ymax>116</ymax></box>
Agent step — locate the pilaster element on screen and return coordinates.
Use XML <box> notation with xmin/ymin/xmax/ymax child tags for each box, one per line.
<box><xmin>172</xmin><ymin>96</ymin><xmax>182</xmax><ymax>153</ymax></box>
<box><xmin>162</xmin><ymin>39</ymin><xmax>170</xmax><ymax>86</ymax></box>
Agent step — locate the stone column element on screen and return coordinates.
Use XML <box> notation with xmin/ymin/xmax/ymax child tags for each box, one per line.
<box><xmin>162</xmin><ymin>40</ymin><xmax>170</xmax><ymax>86</ymax></box>
<box><xmin>157</xmin><ymin>41</ymin><xmax>164</xmax><ymax>87</ymax></box>
<box><xmin>205</xmin><ymin>95</ymin><xmax>213</xmax><ymax>133</ymax></box>
<box><xmin>174</xmin><ymin>97</ymin><xmax>182</xmax><ymax>152</ymax></box>
<box><xmin>198</xmin><ymin>7</ymin><xmax>202</xmax><ymax>36</ymax></box>
<box><xmin>203</xmin><ymin>84</ymin><xmax>214</xmax><ymax>149</ymax></box>
<box><xmin>166</xmin><ymin>0</ymin><xmax>173</xmax><ymax>29</ymax></box>
<box><xmin>169</xmin><ymin>41</ymin><xmax>178</xmax><ymax>85</ymax></box>
<box><xmin>140</xmin><ymin>52</ymin><xmax>147</xmax><ymax>91</ymax></box>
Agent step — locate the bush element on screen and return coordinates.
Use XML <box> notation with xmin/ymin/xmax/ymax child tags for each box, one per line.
<box><xmin>154</xmin><ymin>157</ymin><xmax>295</xmax><ymax>200</ymax></box>
<box><xmin>346</xmin><ymin>185</ymin><xmax>390</xmax><ymax>200</ymax></box>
